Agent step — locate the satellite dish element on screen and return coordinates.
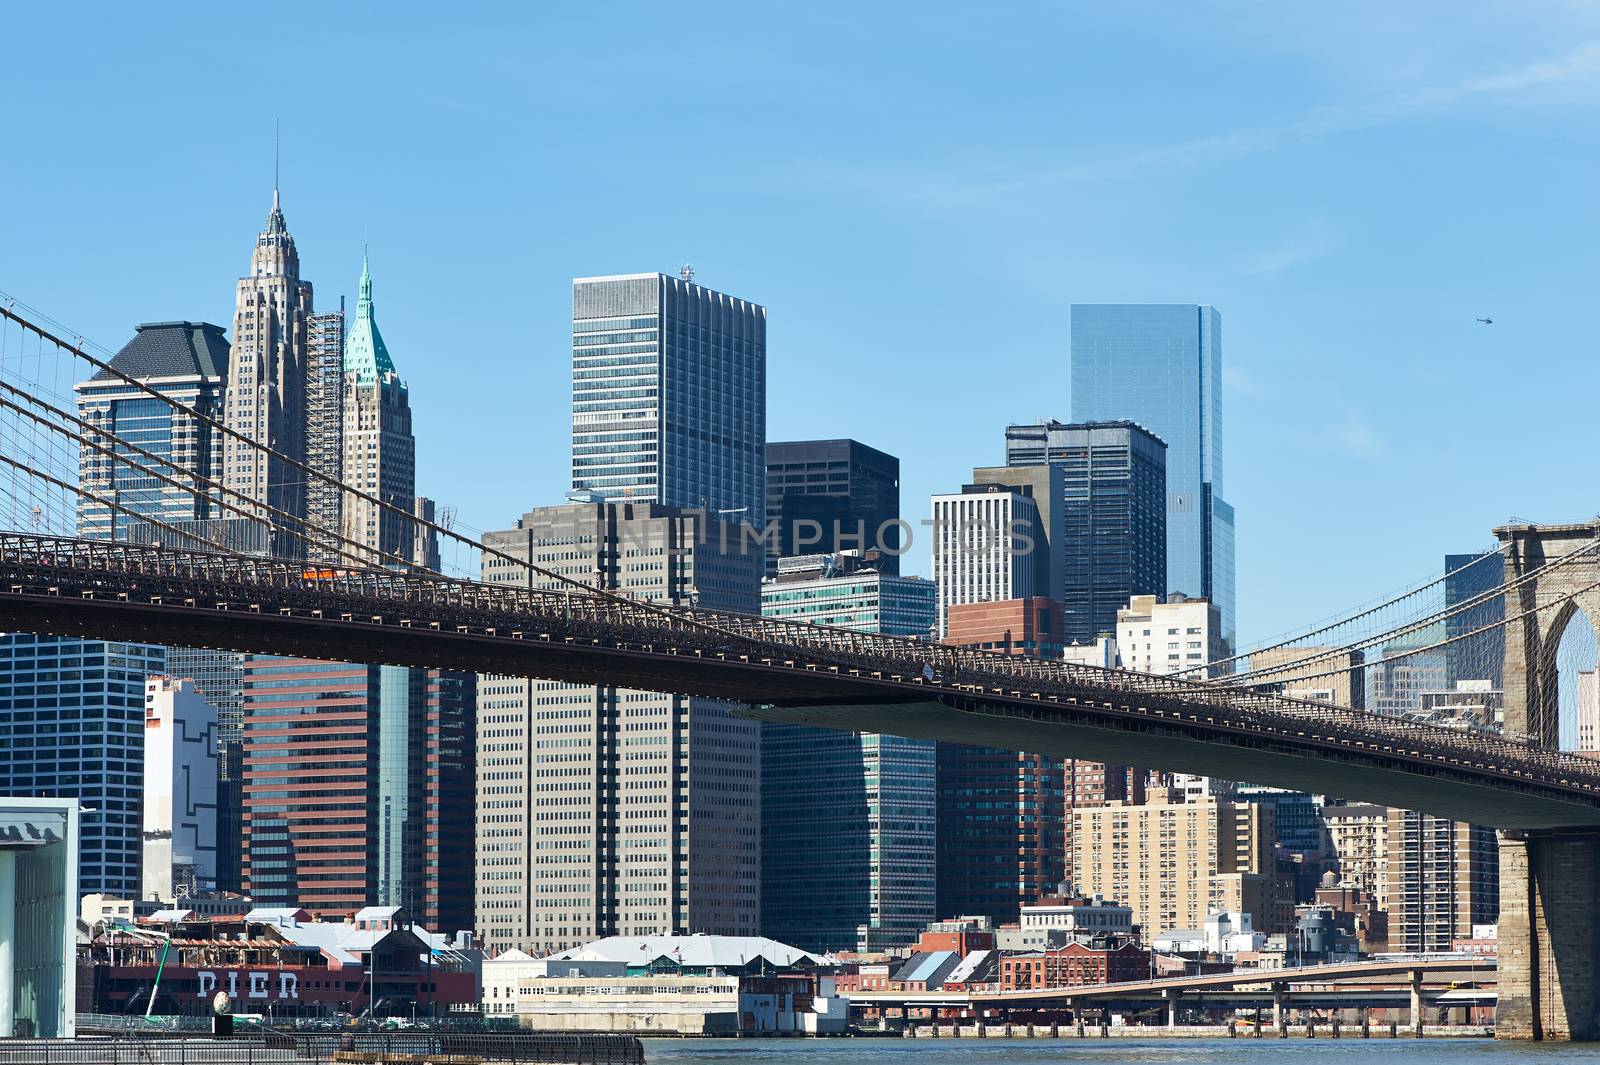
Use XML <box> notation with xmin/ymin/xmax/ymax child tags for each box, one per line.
<box><xmin>213</xmin><ymin>991</ymin><xmax>232</xmax><ymax>1016</ymax></box>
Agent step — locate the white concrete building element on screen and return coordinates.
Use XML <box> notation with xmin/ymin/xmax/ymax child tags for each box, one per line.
<box><xmin>494</xmin><ymin>934</ymin><xmax>844</xmax><ymax>1035</ymax></box>
<box><xmin>509</xmin><ymin>974</ymin><xmax>846</xmax><ymax>1035</ymax></box>
<box><xmin>930</xmin><ymin>484</ymin><xmax>1041</xmax><ymax>637</ymax></box>
<box><xmin>1062</xmin><ymin>636</ymin><xmax>1118</xmax><ymax>668</ymax></box>
<box><xmin>1115</xmin><ymin>593</ymin><xmax>1224</xmax><ymax>678</ymax></box>
<box><xmin>79</xmin><ymin>894</ymin><xmax>135</xmax><ymax>926</ymax></box>
<box><xmin>142</xmin><ymin>677</ymin><xmax>219</xmax><ymax>902</ymax></box>
<box><xmin>999</xmin><ymin>893</ymin><xmax>1135</xmax><ymax>950</ymax></box>
<box><xmin>481</xmin><ymin>949</ymin><xmax>625</xmax><ymax>1017</ymax></box>
<box><xmin>1117</xmin><ymin>594</ymin><xmax>1230</xmax><ymax>797</ymax></box>
<box><xmin>1152</xmin><ymin>911</ymin><xmax>1265</xmax><ymax>957</ymax></box>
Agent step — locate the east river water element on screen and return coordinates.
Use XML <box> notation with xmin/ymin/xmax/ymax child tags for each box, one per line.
<box><xmin>644</xmin><ymin>1037</ymin><xmax>1600</xmax><ymax>1063</ymax></box>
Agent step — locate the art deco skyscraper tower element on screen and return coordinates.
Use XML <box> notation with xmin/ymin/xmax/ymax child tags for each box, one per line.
<box><xmin>339</xmin><ymin>256</ymin><xmax>416</xmax><ymax>566</ymax></box>
<box><xmin>238</xmin><ymin>255</ymin><xmax>473</xmax><ymax>932</ymax></box>
<box><xmin>224</xmin><ymin>189</ymin><xmax>313</xmax><ymax>555</ymax></box>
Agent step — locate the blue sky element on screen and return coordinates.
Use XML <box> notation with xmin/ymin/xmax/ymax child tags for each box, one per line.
<box><xmin>3</xmin><ymin>2</ymin><xmax>1598</xmax><ymax>643</ymax></box>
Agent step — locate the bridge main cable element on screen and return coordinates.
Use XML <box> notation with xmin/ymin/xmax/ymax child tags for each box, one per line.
<box><xmin>1174</xmin><ymin>547</ymin><xmax>1511</xmax><ymax>681</ymax></box>
<box><xmin>0</xmin><ymin>298</ymin><xmax>775</xmax><ymax>644</ymax></box>
<box><xmin>0</xmin><ymin>378</ymin><xmax>441</xmax><ymax>577</ymax></box>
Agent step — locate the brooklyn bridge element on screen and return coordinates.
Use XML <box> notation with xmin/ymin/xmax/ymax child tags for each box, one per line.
<box><xmin>2</xmin><ymin>300</ymin><xmax>1599</xmax><ymax>1039</ymax></box>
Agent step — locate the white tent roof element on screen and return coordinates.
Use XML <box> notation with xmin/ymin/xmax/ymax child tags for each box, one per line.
<box><xmin>553</xmin><ymin>934</ymin><xmax>826</xmax><ymax>969</ymax></box>
<box><xmin>146</xmin><ymin>909</ymin><xmax>194</xmax><ymax>923</ymax></box>
<box><xmin>245</xmin><ymin>907</ymin><xmax>311</xmax><ymax>927</ymax></box>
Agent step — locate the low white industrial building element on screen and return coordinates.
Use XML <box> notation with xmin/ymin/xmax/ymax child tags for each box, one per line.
<box><xmin>1</xmin><ymin>797</ymin><xmax>79</xmax><ymax>1038</ymax></box>
<box><xmin>490</xmin><ymin>934</ymin><xmax>846</xmax><ymax>1034</ymax></box>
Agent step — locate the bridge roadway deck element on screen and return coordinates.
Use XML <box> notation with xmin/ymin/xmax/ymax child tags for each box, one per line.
<box><xmin>7</xmin><ymin>534</ymin><xmax>1600</xmax><ymax>829</ymax></box>
<box><xmin>849</xmin><ymin>958</ymin><xmax>1495</xmax><ymax>1010</ymax></box>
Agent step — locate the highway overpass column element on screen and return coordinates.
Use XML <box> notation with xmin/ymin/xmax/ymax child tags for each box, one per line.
<box><xmin>1164</xmin><ymin>988</ymin><xmax>1180</xmax><ymax>1027</ymax></box>
<box><xmin>1496</xmin><ymin>830</ymin><xmax>1600</xmax><ymax>1041</ymax></box>
<box><xmin>1409</xmin><ymin>971</ymin><xmax>1424</xmax><ymax>1034</ymax></box>
<box><xmin>1271</xmin><ymin>984</ymin><xmax>1284</xmax><ymax>1030</ymax></box>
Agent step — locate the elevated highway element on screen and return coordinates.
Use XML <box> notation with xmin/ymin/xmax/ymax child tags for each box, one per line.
<box><xmin>849</xmin><ymin>957</ymin><xmax>1497</xmax><ymax>1027</ymax></box>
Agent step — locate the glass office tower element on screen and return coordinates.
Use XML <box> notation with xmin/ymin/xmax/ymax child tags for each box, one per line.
<box><xmin>240</xmin><ymin>658</ymin><xmax>475</xmax><ymax>932</ymax></box>
<box><xmin>1004</xmin><ymin>420</ymin><xmax>1167</xmax><ymax>645</ymax></box>
<box><xmin>760</xmin><ymin>559</ymin><xmax>938</xmax><ymax>952</ymax></box>
<box><xmin>0</xmin><ymin>635</ymin><xmax>163</xmax><ymax>896</ymax></box>
<box><xmin>1444</xmin><ymin>551</ymin><xmax>1505</xmax><ymax>690</ymax></box>
<box><xmin>571</xmin><ymin>272</ymin><xmax>766</xmax><ymax>525</ymax></box>
<box><xmin>766</xmin><ymin>438</ymin><xmax>901</xmax><ymax>573</ymax></box>
<box><xmin>1071</xmin><ymin>305</ymin><xmax>1236</xmax><ymax>652</ymax></box>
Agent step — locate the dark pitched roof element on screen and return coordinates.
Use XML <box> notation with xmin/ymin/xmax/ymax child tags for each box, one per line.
<box><xmin>92</xmin><ymin>321</ymin><xmax>229</xmax><ymax>382</ymax></box>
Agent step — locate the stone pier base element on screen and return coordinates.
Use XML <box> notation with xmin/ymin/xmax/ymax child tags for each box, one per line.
<box><xmin>1497</xmin><ymin>830</ymin><xmax>1600</xmax><ymax>1040</ymax></box>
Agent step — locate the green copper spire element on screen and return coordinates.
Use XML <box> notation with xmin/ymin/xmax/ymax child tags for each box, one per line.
<box><xmin>344</xmin><ymin>253</ymin><xmax>396</xmax><ymax>384</ymax></box>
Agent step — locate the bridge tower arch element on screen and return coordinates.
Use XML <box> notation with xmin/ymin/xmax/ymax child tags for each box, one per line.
<box><xmin>1495</xmin><ymin>521</ymin><xmax>1600</xmax><ymax>1041</ymax></box>
<box><xmin>1498</xmin><ymin>521</ymin><xmax>1600</xmax><ymax>748</ymax></box>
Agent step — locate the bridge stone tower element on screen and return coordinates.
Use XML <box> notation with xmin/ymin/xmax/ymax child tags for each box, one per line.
<box><xmin>1495</xmin><ymin>521</ymin><xmax>1600</xmax><ymax>1041</ymax></box>
<box><xmin>1499</xmin><ymin>522</ymin><xmax>1600</xmax><ymax>747</ymax></box>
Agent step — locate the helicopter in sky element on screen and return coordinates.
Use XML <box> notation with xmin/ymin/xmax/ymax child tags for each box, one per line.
<box><xmin>1476</xmin><ymin>317</ymin><xmax>1494</xmax><ymax>325</ymax></box>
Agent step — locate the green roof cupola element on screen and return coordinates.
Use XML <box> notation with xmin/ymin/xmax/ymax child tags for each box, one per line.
<box><xmin>343</xmin><ymin>253</ymin><xmax>396</xmax><ymax>384</ymax></box>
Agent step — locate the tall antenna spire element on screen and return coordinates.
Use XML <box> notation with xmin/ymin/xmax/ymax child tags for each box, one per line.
<box><xmin>273</xmin><ymin>119</ymin><xmax>280</xmax><ymax>209</ymax></box>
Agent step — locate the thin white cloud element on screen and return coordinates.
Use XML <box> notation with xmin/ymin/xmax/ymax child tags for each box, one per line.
<box><xmin>1458</xmin><ymin>39</ymin><xmax>1600</xmax><ymax>95</ymax></box>
<box><xmin>1235</xmin><ymin>219</ymin><xmax>1341</xmax><ymax>277</ymax></box>
<box><xmin>1328</xmin><ymin>413</ymin><xmax>1386</xmax><ymax>461</ymax></box>
<box><xmin>1222</xmin><ymin>364</ymin><xmax>1267</xmax><ymax>399</ymax></box>
<box><xmin>863</xmin><ymin>40</ymin><xmax>1600</xmax><ymax>206</ymax></box>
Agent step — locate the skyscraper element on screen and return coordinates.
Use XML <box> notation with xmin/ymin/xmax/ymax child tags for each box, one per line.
<box><xmin>338</xmin><ymin>258</ymin><xmax>415</xmax><ymax>566</ymax></box>
<box><xmin>0</xmin><ymin>634</ymin><xmax>163</xmax><ymax>896</ymax></box>
<box><xmin>1071</xmin><ymin>306</ymin><xmax>1235</xmax><ymax>651</ymax></box>
<box><xmin>1384</xmin><ymin>812</ymin><xmax>1497</xmax><ymax>953</ymax></box>
<box><xmin>760</xmin><ymin>553</ymin><xmax>938</xmax><ymax>952</ymax></box>
<box><xmin>930</xmin><ymin>482</ymin><xmax>1043</xmax><ymax>638</ymax></box>
<box><xmin>1444</xmin><ymin>551</ymin><xmax>1506</xmax><ymax>690</ymax></box>
<box><xmin>140</xmin><ymin>676</ymin><xmax>219</xmax><ymax>901</ymax></box>
<box><xmin>932</xmin><ymin>741</ymin><xmax>1064</xmax><ymax>926</ymax></box>
<box><xmin>31</xmin><ymin>322</ymin><xmax>236</xmax><ymax>898</ymax></box>
<box><xmin>240</xmin><ymin>658</ymin><xmax>474</xmax><ymax>930</ymax></box>
<box><xmin>969</xmin><ymin>464</ymin><xmax>1065</xmax><ymax>603</ymax></box>
<box><xmin>765</xmin><ymin>439</ymin><xmax>901</xmax><ymax>572</ymax></box>
<box><xmin>931</xmin><ymin>475</ymin><xmax>1061</xmax><ymax>921</ymax></box>
<box><xmin>1004</xmin><ymin>420</ymin><xmax>1167</xmax><ymax>645</ymax></box>
<box><xmin>224</xmin><ymin>189</ymin><xmax>313</xmax><ymax>555</ymax></box>
<box><xmin>475</xmin><ymin>503</ymin><xmax>762</xmax><ymax>954</ymax></box>
<box><xmin>235</xmin><ymin>255</ymin><xmax>475</xmax><ymax>929</ymax></box>
<box><xmin>75</xmin><ymin>321</ymin><xmax>230</xmax><ymax>542</ymax></box>
<box><xmin>473</xmin><ymin>270</ymin><xmax>771</xmax><ymax>953</ymax></box>
<box><xmin>571</xmin><ymin>272</ymin><xmax>766</xmax><ymax>525</ymax></box>
<box><xmin>304</xmin><ymin>305</ymin><xmax>346</xmax><ymax>564</ymax></box>
<box><xmin>74</xmin><ymin>323</ymin><xmax>240</xmax><ymax>739</ymax></box>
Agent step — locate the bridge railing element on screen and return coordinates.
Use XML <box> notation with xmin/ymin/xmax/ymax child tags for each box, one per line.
<box><xmin>11</xmin><ymin>532</ymin><xmax>1600</xmax><ymax>795</ymax></box>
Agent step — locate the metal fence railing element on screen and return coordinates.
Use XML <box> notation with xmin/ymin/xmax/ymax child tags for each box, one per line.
<box><xmin>22</xmin><ymin>1028</ymin><xmax>647</xmax><ymax>1064</ymax></box>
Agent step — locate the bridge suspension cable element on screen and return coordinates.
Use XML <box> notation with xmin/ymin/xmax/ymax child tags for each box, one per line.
<box><xmin>0</xmin><ymin>383</ymin><xmax>423</xmax><ymax>573</ymax></box>
<box><xmin>0</xmin><ymin>295</ymin><xmax>792</xmax><ymax>647</ymax></box>
<box><xmin>1212</xmin><ymin>535</ymin><xmax>1600</xmax><ymax>688</ymax></box>
<box><xmin>1173</xmin><ymin>546</ymin><xmax>1511</xmax><ymax>682</ymax></box>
